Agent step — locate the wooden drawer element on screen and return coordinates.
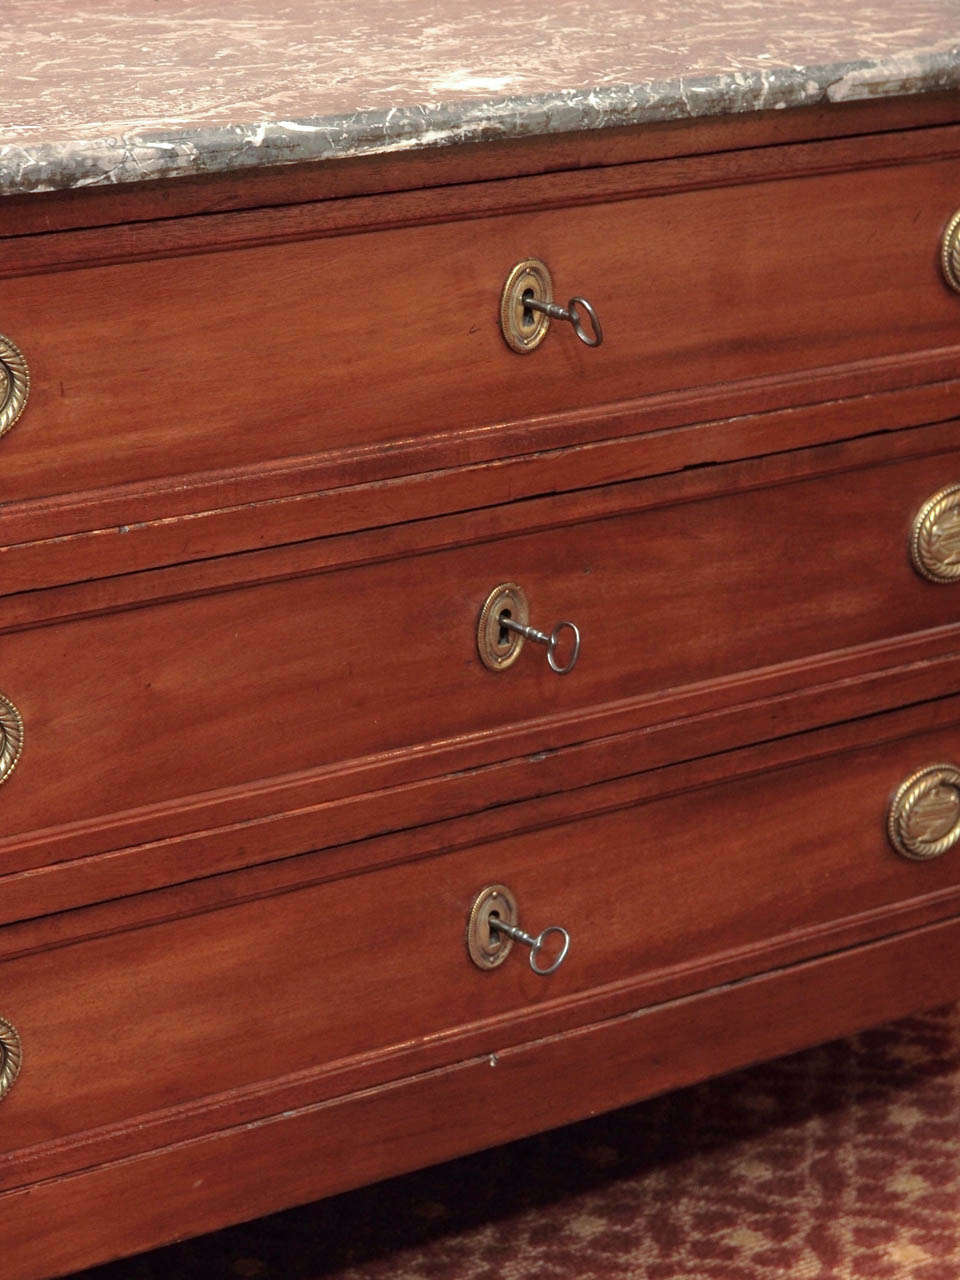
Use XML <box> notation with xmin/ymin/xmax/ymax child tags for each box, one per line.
<box><xmin>0</xmin><ymin>439</ymin><xmax>958</xmax><ymax>862</ymax></box>
<box><xmin>0</xmin><ymin>157</ymin><xmax>958</xmax><ymax>507</ymax></box>
<box><xmin>3</xmin><ymin>704</ymin><xmax>960</xmax><ymax>1169</ymax></box>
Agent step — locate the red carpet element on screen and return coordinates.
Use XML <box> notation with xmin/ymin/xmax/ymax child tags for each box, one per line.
<box><xmin>73</xmin><ymin>1005</ymin><xmax>960</xmax><ymax>1279</ymax></box>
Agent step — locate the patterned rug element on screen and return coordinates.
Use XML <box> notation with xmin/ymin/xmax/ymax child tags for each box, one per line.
<box><xmin>75</xmin><ymin>1005</ymin><xmax>960</xmax><ymax>1280</ymax></box>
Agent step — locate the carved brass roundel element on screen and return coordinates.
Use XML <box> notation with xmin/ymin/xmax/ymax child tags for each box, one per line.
<box><xmin>942</xmin><ymin>209</ymin><xmax>960</xmax><ymax>294</ymax></box>
<box><xmin>0</xmin><ymin>334</ymin><xmax>29</xmax><ymax>441</ymax></box>
<box><xmin>0</xmin><ymin>1015</ymin><xmax>22</xmax><ymax>1103</ymax></box>
<box><xmin>887</xmin><ymin>763</ymin><xmax>960</xmax><ymax>861</ymax></box>
<box><xmin>0</xmin><ymin>693</ymin><xmax>23</xmax><ymax>788</ymax></box>
<box><xmin>911</xmin><ymin>484</ymin><xmax>960</xmax><ymax>583</ymax></box>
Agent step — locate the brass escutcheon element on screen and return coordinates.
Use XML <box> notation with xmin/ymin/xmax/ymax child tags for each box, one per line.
<box><xmin>500</xmin><ymin>258</ymin><xmax>553</xmax><ymax>353</ymax></box>
<box><xmin>0</xmin><ymin>333</ymin><xmax>29</xmax><ymax>441</ymax></box>
<box><xmin>0</xmin><ymin>693</ymin><xmax>23</xmax><ymax>788</ymax></box>
<box><xmin>911</xmin><ymin>483</ymin><xmax>960</xmax><ymax>583</ymax></box>
<box><xmin>887</xmin><ymin>763</ymin><xmax>960</xmax><ymax>861</ymax></box>
<box><xmin>942</xmin><ymin>209</ymin><xmax>960</xmax><ymax>294</ymax></box>
<box><xmin>477</xmin><ymin>582</ymin><xmax>530</xmax><ymax>671</ymax></box>
<box><xmin>0</xmin><ymin>1015</ymin><xmax>22</xmax><ymax>1103</ymax></box>
<box><xmin>466</xmin><ymin>884</ymin><xmax>518</xmax><ymax>970</ymax></box>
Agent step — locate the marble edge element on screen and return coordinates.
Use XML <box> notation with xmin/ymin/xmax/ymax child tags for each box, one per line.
<box><xmin>2</xmin><ymin>45</ymin><xmax>958</xmax><ymax>197</ymax></box>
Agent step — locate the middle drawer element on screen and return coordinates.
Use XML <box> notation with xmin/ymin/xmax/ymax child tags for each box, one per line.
<box><xmin>0</xmin><ymin>439</ymin><xmax>957</xmax><ymax>861</ymax></box>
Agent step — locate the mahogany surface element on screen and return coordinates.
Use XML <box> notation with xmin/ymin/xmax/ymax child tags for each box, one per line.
<box><xmin>0</xmin><ymin>142</ymin><xmax>957</xmax><ymax>526</ymax></box>
<box><xmin>5</xmin><ymin>916</ymin><xmax>960</xmax><ymax>1280</ymax></box>
<box><xmin>4</xmin><ymin>93</ymin><xmax>960</xmax><ymax>1278</ymax></box>
<box><xmin>0</xmin><ymin>429</ymin><xmax>956</xmax><ymax>870</ymax></box>
<box><xmin>3</xmin><ymin>703</ymin><xmax>960</xmax><ymax>1183</ymax></box>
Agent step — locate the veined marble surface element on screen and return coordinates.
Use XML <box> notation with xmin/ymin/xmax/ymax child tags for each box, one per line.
<box><xmin>1</xmin><ymin>0</ymin><xmax>958</xmax><ymax>195</ymax></box>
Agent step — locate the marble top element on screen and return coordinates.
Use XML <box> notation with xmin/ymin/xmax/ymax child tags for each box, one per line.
<box><xmin>1</xmin><ymin>0</ymin><xmax>958</xmax><ymax>196</ymax></box>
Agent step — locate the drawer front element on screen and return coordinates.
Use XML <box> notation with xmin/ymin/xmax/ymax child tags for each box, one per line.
<box><xmin>0</xmin><ymin>444</ymin><xmax>958</xmax><ymax>848</ymax></box>
<box><xmin>0</xmin><ymin>158</ymin><xmax>958</xmax><ymax>504</ymax></box>
<box><xmin>3</xmin><ymin>713</ymin><xmax>960</xmax><ymax>1155</ymax></box>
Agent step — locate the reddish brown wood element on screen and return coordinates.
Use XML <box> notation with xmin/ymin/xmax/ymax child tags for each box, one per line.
<box><xmin>5</xmin><ymin>119</ymin><xmax>960</xmax><ymax>279</ymax></box>
<box><xmin>0</xmin><ymin>625</ymin><xmax>958</xmax><ymax>924</ymax></box>
<box><xmin>4</xmin><ymin>912</ymin><xmax>960</xmax><ymax>1280</ymax></box>
<box><xmin>0</xmin><ymin>153</ymin><xmax>957</xmax><ymax>518</ymax></box>
<box><xmin>0</xmin><ymin>362</ymin><xmax>958</xmax><ymax>592</ymax></box>
<box><xmin>1</xmin><ymin>411</ymin><xmax>958</xmax><ymax>628</ymax></box>
<box><xmin>6</xmin><ymin>108</ymin><xmax>960</xmax><ymax>1280</ymax></box>
<box><xmin>0</xmin><ymin>433</ymin><xmax>953</xmax><ymax>869</ymax></box>
<box><xmin>7</xmin><ymin>682</ymin><xmax>960</xmax><ymax>965</ymax></box>
<box><xmin>5</xmin><ymin>875</ymin><xmax>960</xmax><ymax>1197</ymax></box>
<box><xmin>3</xmin><ymin>91</ymin><xmax>959</xmax><ymax>240</ymax></box>
<box><xmin>3</xmin><ymin>697</ymin><xmax>960</xmax><ymax>1194</ymax></box>
<box><xmin>0</xmin><ymin>123</ymin><xmax>958</xmax><ymax>573</ymax></box>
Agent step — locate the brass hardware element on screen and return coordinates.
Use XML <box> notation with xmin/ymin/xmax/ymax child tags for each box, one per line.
<box><xmin>911</xmin><ymin>483</ymin><xmax>960</xmax><ymax>582</ymax></box>
<box><xmin>0</xmin><ymin>693</ymin><xmax>23</xmax><ymax>788</ymax></box>
<box><xmin>0</xmin><ymin>1015</ymin><xmax>22</xmax><ymax>1103</ymax></box>
<box><xmin>887</xmin><ymin>763</ymin><xmax>960</xmax><ymax>861</ymax></box>
<box><xmin>477</xmin><ymin>582</ymin><xmax>530</xmax><ymax>671</ymax></box>
<box><xmin>500</xmin><ymin>259</ymin><xmax>553</xmax><ymax>353</ymax></box>
<box><xmin>941</xmin><ymin>209</ymin><xmax>960</xmax><ymax>294</ymax></box>
<box><xmin>499</xmin><ymin>259</ymin><xmax>603</xmax><ymax>353</ymax></box>
<box><xmin>466</xmin><ymin>885</ymin><xmax>570</xmax><ymax>976</ymax></box>
<box><xmin>0</xmin><ymin>334</ymin><xmax>29</xmax><ymax>441</ymax></box>
<box><xmin>477</xmin><ymin>583</ymin><xmax>581</xmax><ymax>675</ymax></box>
<box><xmin>466</xmin><ymin>883</ymin><xmax>518</xmax><ymax>970</ymax></box>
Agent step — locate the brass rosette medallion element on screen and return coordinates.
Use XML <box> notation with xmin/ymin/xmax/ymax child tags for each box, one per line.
<box><xmin>887</xmin><ymin>763</ymin><xmax>960</xmax><ymax>861</ymax></box>
<box><xmin>942</xmin><ymin>209</ymin><xmax>960</xmax><ymax>295</ymax></box>
<box><xmin>911</xmin><ymin>483</ymin><xmax>960</xmax><ymax>583</ymax></box>
<box><xmin>0</xmin><ymin>692</ymin><xmax>24</xmax><ymax>787</ymax></box>
<box><xmin>0</xmin><ymin>333</ymin><xmax>30</xmax><ymax>440</ymax></box>
<box><xmin>0</xmin><ymin>1015</ymin><xmax>22</xmax><ymax>1102</ymax></box>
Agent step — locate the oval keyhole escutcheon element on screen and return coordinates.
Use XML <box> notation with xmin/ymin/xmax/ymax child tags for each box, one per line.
<box><xmin>466</xmin><ymin>884</ymin><xmax>519</xmax><ymax>970</ymax></box>
<box><xmin>500</xmin><ymin>259</ymin><xmax>553</xmax><ymax>353</ymax></box>
<box><xmin>477</xmin><ymin>582</ymin><xmax>530</xmax><ymax>671</ymax></box>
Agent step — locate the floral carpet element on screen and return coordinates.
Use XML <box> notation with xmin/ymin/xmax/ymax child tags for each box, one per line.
<box><xmin>73</xmin><ymin>1005</ymin><xmax>960</xmax><ymax>1279</ymax></box>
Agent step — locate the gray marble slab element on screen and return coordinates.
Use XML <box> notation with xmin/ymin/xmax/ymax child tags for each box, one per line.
<box><xmin>1</xmin><ymin>0</ymin><xmax>958</xmax><ymax>196</ymax></box>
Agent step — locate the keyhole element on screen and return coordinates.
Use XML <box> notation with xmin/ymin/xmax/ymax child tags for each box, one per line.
<box><xmin>498</xmin><ymin>609</ymin><xmax>512</xmax><ymax>647</ymax></box>
<box><xmin>488</xmin><ymin>908</ymin><xmax>503</xmax><ymax>950</ymax></box>
<box><xmin>521</xmin><ymin>288</ymin><xmax>536</xmax><ymax>330</ymax></box>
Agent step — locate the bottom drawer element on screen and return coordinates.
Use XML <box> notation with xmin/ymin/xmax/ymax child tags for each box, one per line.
<box><xmin>3</xmin><ymin>701</ymin><xmax>960</xmax><ymax>1169</ymax></box>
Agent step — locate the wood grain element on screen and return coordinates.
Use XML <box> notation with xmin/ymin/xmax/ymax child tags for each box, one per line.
<box><xmin>6</xmin><ymin>104</ymin><xmax>960</xmax><ymax>1280</ymax></box>
<box><xmin>3</xmin><ymin>912</ymin><xmax>960</xmax><ymax>1280</ymax></box>
<box><xmin>0</xmin><ymin>362</ymin><xmax>958</xmax><ymax>591</ymax></box>
<box><xmin>0</xmin><ymin>438</ymin><xmax>955</xmax><ymax>859</ymax></box>
<box><xmin>0</xmin><ymin>156</ymin><xmax>957</xmax><ymax>513</ymax></box>
<box><xmin>3</xmin><ymin>708</ymin><xmax>960</xmax><ymax>1177</ymax></box>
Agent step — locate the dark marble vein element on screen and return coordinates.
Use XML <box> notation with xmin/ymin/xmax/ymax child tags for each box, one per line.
<box><xmin>1</xmin><ymin>0</ymin><xmax>957</xmax><ymax>195</ymax></box>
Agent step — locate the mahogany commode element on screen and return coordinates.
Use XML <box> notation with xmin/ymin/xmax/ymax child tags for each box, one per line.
<box><xmin>2</xmin><ymin>9</ymin><xmax>960</xmax><ymax>1275</ymax></box>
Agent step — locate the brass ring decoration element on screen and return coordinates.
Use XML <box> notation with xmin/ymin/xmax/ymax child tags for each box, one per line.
<box><xmin>0</xmin><ymin>693</ymin><xmax>24</xmax><ymax>787</ymax></box>
<box><xmin>911</xmin><ymin>483</ymin><xmax>960</xmax><ymax>583</ymax></box>
<box><xmin>887</xmin><ymin>763</ymin><xmax>960</xmax><ymax>861</ymax></box>
<box><xmin>0</xmin><ymin>334</ymin><xmax>29</xmax><ymax>440</ymax></box>
<box><xmin>942</xmin><ymin>209</ymin><xmax>960</xmax><ymax>294</ymax></box>
<box><xmin>0</xmin><ymin>1015</ymin><xmax>22</xmax><ymax>1102</ymax></box>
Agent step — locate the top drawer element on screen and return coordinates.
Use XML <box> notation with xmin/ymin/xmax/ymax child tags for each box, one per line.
<box><xmin>0</xmin><ymin>156</ymin><xmax>959</xmax><ymax>507</ymax></box>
